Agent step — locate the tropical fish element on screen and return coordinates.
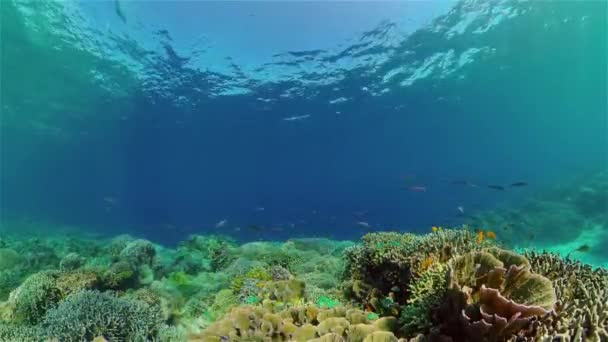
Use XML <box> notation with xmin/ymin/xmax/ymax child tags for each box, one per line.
<box><xmin>431</xmin><ymin>226</ymin><xmax>439</xmax><ymax>233</ymax></box>
<box><xmin>408</xmin><ymin>186</ymin><xmax>427</xmax><ymax>192</ymax></box>
<box><xmin>487</xmin><ymin>185</ymin><xmax>506</xmax><ymax>191</ymax></box>
<box><xmin>357</xmin><ymin>221</ymin><xmax>371</xmax><ymax>228</ymax></box>
<box><xmin>485</xmin><ymin>231</ymin><xmax>497</xmax><ymax>239</ymax></box>
<box><xmin>476</xmin><ymin>231</ymin><xmax>484</xmax><ymax>244</ymax></box>
<box><xmin>420</xmin><ymin>256</ymin><xmax>434</xmax><ymax>271</ymax></box>
<box><xmin>510</xmin><ymin>182</ymin><xmax>528</xmax><ymax>187</ymax></box>
<box><xmin>215</xmin><ymin>219</ymin><xmax>228</xmax><ymax>228</ymax></box>
<box><xmin>457</xmin><ymin>206</ymin><xmax>464</xmax><ymax>214</ymax></box>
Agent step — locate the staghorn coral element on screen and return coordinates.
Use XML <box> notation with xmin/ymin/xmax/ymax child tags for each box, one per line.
<box><xmin>0</xmin><ymin>322</ymin><xmax>42</xmax><ymax>342</ymax></box>
<box><xmin>525</xmin><ymin>251</ymin><xmax>608</xmax><ymax>341</ymax></box>
<box><xmin>8</xmin><ymin>270</ymin><xmax>62</xmax><ymax>324</ymax></box>
<box><xmin>41</xmin><ymin>290</ymin><xmax>165</xmax><ymax>341</ymax></box>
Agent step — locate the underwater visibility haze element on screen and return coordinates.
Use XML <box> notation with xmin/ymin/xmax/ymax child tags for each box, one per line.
<box><xmin>0</xmin><ymin>0</ymin><xmax>607</xmax><ymax>341</ymax></box>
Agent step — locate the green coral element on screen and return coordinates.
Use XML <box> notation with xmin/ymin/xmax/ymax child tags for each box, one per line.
<box><xmin>41</xmin><ymin>290</ymin><xmax>164</xmax><ymax>342</ymax></box>
<box><xmin>10</xmin><ymin>271</ymin><xmax>62</xmax><ymax>324</ymax></box>
<box><xmin>0</xmin><ymin>248</ymin><xmax>21</xmax><ymax>270</ymax></box>
<box><xmin>400</xmin><ymin>263</ymin><xmax>447</xmax><ymax>336</ymax></box>
<box><xmin>0</xmin><ymin>322</ymin><xmax>42</xmax><ymax>342</ymax></box>
<box><xmin>316</xmin><ymin>296</ymin><xmax>340</xmax><ymax>309</ymax></box>
<box><xmin>230</xmin><ymin>266</ymin><xmax>272</xmax><ymax>294</ymax></box>
<box><xmin>102</xmin><ymin>260</ymin><xmax>136</xmax><ymax>289</ymax></box>
<box><xmin>119</xmin><ymin>239</ymin><xmax>156</xmax><ymax>266</ymax></box>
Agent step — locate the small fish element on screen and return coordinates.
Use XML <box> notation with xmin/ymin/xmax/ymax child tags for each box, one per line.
<box><xmin>356</xmin><ymin>221</ymin><xmax>371</xmax><ymax>228</ymax></box>
<box><xmin>457</xmin><ymin>206</ymin><xmax>464</xmax><ymax>214</ymax></box>
<box><xmin>233</xmin><ymin>227</ymin><xmax>241</xmax><ymax>232</ymax></box>
<box><xmin>510</xmin><ymin>182</ymin><xmax>528</xmax><ymax>187</ymax></box>
<box><xmin>215</xmin><ymin>219</ymin><xmax>228</xmax><ymax>228</ymax></box>
<box><xmin>485</xmin><ymin>231</ymin><xmax>497</xmax><ymax>239</ymax></box>
<box><xmin>487</xmin><ymin>185</ymin><xmax>506</xmax><ymax>191</ymax></box>
<box><xmin>364</xmin><ymin>303</ymin><xmax>374</xmax><ymax>312</ymax></box>
<box><xmin>476</xmin><ymin>231</ymin><xmax>484</xmax><ymax>244</ymax></box>
<box><xmin>408</xmin><ymin>186</ymin><xmax>427</xmax><ymax>192</ymax></box>
<box><xmin>431</xmin><ymin>226</ymin><xmax>439</xmax><ymax>233</ymax></box>
<box><xmin>420</xmin><ymin>256</ymin><xmax>434</xmax><ymax>271</ymax></box>
<box><xmin>573</xmin><ymin>244</ymin><xmax>590</xmax><ymax>253</ymax></box>
<box><xmin>283</xmin><ymin>114</ymin><xmax>310</xmax><ymax>121</ymax></box>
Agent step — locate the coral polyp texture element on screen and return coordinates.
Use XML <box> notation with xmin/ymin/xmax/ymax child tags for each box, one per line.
<box><xmin>0</xmin><ymin>228</ymin><xmax>605</xmax><ymax>341</ymax></box>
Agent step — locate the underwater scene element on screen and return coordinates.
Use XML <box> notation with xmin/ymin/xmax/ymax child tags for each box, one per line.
<box><xmin>0</xmin><ymin>0</ymin><xmax>607</xmax><ymax>341</ymax></box>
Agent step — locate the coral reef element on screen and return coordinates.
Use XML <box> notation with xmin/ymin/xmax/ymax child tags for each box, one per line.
<box><xmin>0</xmin><ymin>226</ymin><xmax>604</xmax><ymax>342</ymax></box>
<box><xmin>189</xmin><ymin>304</ymin><xmax>400</xmax><ymax>341</ymax></box>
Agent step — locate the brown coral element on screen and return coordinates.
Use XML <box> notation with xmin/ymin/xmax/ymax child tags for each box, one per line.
<box><xmin>436</xmin><ymin>249</ymin><xmax>556</xmax><ymax>342</ymax></box>
<box><xmin>189</xmin><ymin>304</ymin><xmax>400</xmax><ymax>342</ymax></box>
<box><xmin>525</xmin><ymin>251</ymin><xmax>608</xmax><ymax>341</ymax></box>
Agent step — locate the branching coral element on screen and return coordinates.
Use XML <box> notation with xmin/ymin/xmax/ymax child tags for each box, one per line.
<box><xmin>41</xmin><ymin>290</ymin><xmax>165</xmax><ymax>342</ymax></box>
<box><xmin>0</xmin><ymin>322</ymin><xmax>42</xmax><ymax>342</ymax></box>
<box><xmin>400</xmin><ymin>263</ymin><xmax>447</xmax><ymax>336</ymax></box>
<box><xmin>525</xmin><ymin>251</ymin><xmax>608</xmax><ymax>341</ymax></box>
<box><xmin>8</xmin><ymin>270</ymin><xmax>62</xmax><ymax>324</ymax></box>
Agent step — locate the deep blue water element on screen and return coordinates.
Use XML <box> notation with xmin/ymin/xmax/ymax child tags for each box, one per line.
<box><xmin>1</xmin><ymin>0</ymin><xmax>606</xmax><ymax>246</ymax></box>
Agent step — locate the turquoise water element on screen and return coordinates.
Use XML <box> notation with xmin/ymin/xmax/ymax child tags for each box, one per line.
<box><xmin>0</xmin><ymin>1</ymin><xmax>606</xmax><ymax>341</ymax></box>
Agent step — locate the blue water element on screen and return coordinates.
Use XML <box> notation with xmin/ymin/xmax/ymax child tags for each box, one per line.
<box><xmin>1</xmin><ymin>0</ymin><xmax>606</xmax><ymax>246</ymax></box>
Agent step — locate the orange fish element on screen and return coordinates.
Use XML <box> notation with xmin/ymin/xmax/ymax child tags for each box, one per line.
<box><xmin>485</xmin><ymin>231</ymin><xmax>497</xmax><ymax>239</ymax></box>
<box><xmin>364</xmin><ymin>303</ymin><xmax>374</xmax><ymax>312</ymax></box>
<box><xmin>476</xmin><ymin>231</ymin><xmax>484</xmax><ymax>244</ymax></box>
<box><xmin>420</xmin><ymin>256</ymin><xmax>434</xmax><ymax>271</ymax></box>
